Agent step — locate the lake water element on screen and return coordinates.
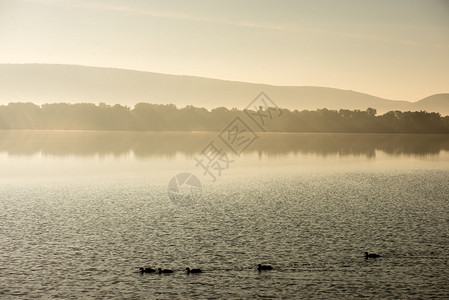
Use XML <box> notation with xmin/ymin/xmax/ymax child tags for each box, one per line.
<box><xmin>1</xmin><ymin>131</ymin><xmax>449</xmax><ymax>299</ymax></box>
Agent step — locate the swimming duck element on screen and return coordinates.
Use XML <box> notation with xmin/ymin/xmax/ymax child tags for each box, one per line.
<box><xmin>365</xmin><ymin>252</ymin><xmax>381</xmax><ymax>258</ymax></box>
<box><xmin>185</xmin><ymin>267</ymin><xmax>202</xmax><ymax>274</ymax></box>
<box><xmin>157</xmin><ymin>268</ymin><xmax>174</xmax><ymax>274</ymax></box>
<box><xmin>139</xmin><ymin>267</ymin><xmax>156</xmax><ymax>273</ymax></box>
<box><xmin>257</xmin><ymin>264</ymin><xmax>273</xmax><ymax>271</ymax></box>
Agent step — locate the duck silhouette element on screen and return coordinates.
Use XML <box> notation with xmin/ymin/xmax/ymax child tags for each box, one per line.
<box><xmin>139</xmin><ymin>267</ymin><xmax>156</xmax><ymax>273</ymax></box>
<box><xmin>365</xmin><ymin>252</ymin><xmax>381</xmax><ymax>258</ymax></box>
<box><xmin>157</xmin><ymin>268</ymin><xmax>174</xmax><ymax>274</ymax></box>
<box><xmin>185</xmin><ymin>267</ymin><xmax>202</xmax><ymax>274</ymax></box>
<box><xmin>257</xmin><ymin>264</ymin><xmax>273</xmax><ymax>271</ymax></box>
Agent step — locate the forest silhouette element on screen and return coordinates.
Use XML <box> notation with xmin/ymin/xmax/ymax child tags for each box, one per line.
<box><xmin>1</xmin><ymin>102</ymin><xmax>448</xmax><ymax>133</ymax></box>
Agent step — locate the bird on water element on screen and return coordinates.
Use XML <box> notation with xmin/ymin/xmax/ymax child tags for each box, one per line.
<box><xmin>157</xmin><ymin>268</ymin><xmax>174</xmax><ymax>274</ymax></box>
<box><xmin>257</xmin><ymin>264</ymin><xmax>273</xmax><ymax>271</ymax></box>
<box><xmin>139</xmin><ymin>267</ymin><xmax>156</xmax><ymax>273</ymax></box>
<box><xmin>365</xmin><ymin>252</ymin><xmax>381</xmax><ymax>258</ymax></box>
<box><xmin>185</xmin><ymin>267</ymin><xmax>202</xmax><ymax>274</ymax></box>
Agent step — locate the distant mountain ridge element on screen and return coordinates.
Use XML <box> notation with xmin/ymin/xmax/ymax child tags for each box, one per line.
<box><xmin>1</xmin><ymin>64</ymin><xmax>448</xmax><ymax>115</ymax></box>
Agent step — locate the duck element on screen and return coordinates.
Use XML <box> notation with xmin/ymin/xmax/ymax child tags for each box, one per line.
<box><xmin>185</xmin><ymin>267</ymin><xmax>202</xmax><ymax>274</ymax></box>
<box><xmin>365</xmin><ymin>252</ymin><xmax>381</xmax><ymax>258</ymax></box>
<box><xmin>139</xmin><ymin>267</ymin><xmax>156</xmax><ymax>273</ymax></box>
<box><xmin>257</xmin><ymin>264</ymin><xmax>273</xmax><ymax>271</ymax></box>
<box><xmin>157</xmin><ymin>268</ymin><xmax>174</xmax><ymax>274</ymax></box>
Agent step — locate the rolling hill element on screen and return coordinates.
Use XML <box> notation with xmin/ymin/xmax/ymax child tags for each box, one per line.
<box><xmin>0</xmin><ymin>64</ymin><xmax>448</xmax><ymax>115</ymax></box>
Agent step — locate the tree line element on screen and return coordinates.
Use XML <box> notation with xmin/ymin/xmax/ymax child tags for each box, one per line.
<box><xmin>0</xmin><ymin>102</ymin><xmax>448</xmax><ymax>133</ymax></box>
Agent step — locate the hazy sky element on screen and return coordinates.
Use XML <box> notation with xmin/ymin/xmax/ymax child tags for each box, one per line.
<box><xmin>1</xmin><ymin>0</ymin><xmax>448</xmax><ymax>100</ymax></box>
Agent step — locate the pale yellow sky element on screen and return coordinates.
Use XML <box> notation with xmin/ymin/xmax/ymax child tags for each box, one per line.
<box><xmin>0</xmin><ymin>0</ymin><xmax>448</xmax><ymax>101</ymax></box>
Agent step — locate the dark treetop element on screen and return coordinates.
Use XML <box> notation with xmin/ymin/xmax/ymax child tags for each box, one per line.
<box><xmin>1</xmin><ymin>102</ymin><xmax>448</xmax><ymax>133</ymax></box>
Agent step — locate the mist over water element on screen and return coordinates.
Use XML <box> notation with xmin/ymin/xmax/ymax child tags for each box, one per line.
<box><xmin>1</xmin><ymin>132</ymin><xmax>448</xmax><ymax>298</ymax></box>
<box><xmin>1</xmin><ymin>131</ymin><xmax>448</xmax><ymax>158</ymax></box>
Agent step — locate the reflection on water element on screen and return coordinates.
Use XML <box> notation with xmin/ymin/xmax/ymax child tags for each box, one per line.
<box><xmin>1</xmin><ymin>131</ymin><xmax>449</xmax><ymax>298</ymax></box>
<box><xmin>1</xmin><ymin>131</ymin><xmax>448</xmax><ymax>158</ymax></box>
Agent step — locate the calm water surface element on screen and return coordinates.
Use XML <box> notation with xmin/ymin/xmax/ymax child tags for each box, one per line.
<box><xmin>1</xmin><ymin>132</ymin><xmax>448</xmax><ymax>299</ymax></box>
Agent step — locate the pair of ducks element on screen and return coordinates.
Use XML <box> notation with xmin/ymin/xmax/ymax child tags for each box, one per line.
<box><xmin>139</xmin><ymin>267</ymin><xmax>202</xmax><ymax>274</ymax></box>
